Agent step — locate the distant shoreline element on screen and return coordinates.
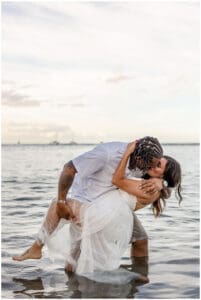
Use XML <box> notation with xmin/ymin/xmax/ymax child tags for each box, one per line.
<box><xmin>2</xmin><ymin>143</ymin><xmax>200</xmax><ymax>146</ymax></box>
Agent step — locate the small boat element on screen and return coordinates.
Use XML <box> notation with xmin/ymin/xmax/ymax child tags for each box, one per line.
<box><xmin>49</xmin><ymin>140</ymin><xmax>60</xmax><ymax>145</ymax></box>
<box><xmin>68</xmin><ymin>140</ymin><xmax>77</xmax><ymax>145</ymax></box>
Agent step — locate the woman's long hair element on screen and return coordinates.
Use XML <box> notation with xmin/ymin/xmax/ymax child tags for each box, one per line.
<box><xmin>144</xmin><ymin>155</ymin><xmax>182</xmax><ymax>217</ymax></box>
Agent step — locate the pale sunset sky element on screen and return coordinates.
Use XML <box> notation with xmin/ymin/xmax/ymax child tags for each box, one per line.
<box><xmin>2</xmin><ymin>1</ymin><xmax>200</xmax><ymax>144</ymax></box>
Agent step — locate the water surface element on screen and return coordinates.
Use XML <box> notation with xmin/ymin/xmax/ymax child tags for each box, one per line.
<box><xmin>1</xmin><ymin>144</ymin><xmax>200</xmax><ymax>298</ymax></box>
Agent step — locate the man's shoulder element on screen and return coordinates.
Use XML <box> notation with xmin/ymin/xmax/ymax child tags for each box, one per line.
<box><xmin>98</xmin><ymin>141</ymin><xmax>128</xmax><ymax>153</ymax></box>
<box><xmin>100</xmin><ymin>141</ymin><xmax>128</xmax><ymax>148</ymax></box>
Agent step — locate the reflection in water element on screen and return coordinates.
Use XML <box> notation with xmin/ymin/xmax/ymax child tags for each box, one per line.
<box><xmin>13</xmin><ymin>277</ymin><xmax>44</xmax><ymax>298</ymax></box>
<box><xmin>123</xmin><ymin>256</ymin><xmax>149</xmax><ymax>277</ymax></box>
<box><xmin>11</xmin><ymin>257</ymin><xmax>149</xmax><ymax>298</ymax></box>
<box><xmin>2</xmin><ymin>145</ymin><xmax>200</xmax><ymax>298</ymax></box>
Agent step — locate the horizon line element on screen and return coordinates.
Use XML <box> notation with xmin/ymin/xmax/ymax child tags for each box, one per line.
<box><xmin>2</xmin><ymin>142</ymin><xmax>200</xmax><ymax>146</ymax></box>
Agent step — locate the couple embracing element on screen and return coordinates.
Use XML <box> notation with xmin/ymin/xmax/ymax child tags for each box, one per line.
<box><xmin>13</xmin><ymin>136</ymin><xmax>182</xmax><ymax>279</ymax></box>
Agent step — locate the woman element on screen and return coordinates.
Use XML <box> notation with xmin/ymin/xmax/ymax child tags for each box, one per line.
<box><xmin>13</xmin><ymin>141</ymin><xmax>182</xmax><ymax>277</ymax></box>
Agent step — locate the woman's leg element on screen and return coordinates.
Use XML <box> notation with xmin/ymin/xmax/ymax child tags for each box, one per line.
<box><xmin>12</xmin><ymin>241</ymin><xmax>43</xmax><ymax>261</ymax></box>
<box><xmin>13</xmin><ymin>200</ymin><xmax>77</xmax><ymax>261</ymax></box>
<box><xmin>13</xmin><ymin>201</ymin><xmax>61</xmax><ymax>261</ymax></box>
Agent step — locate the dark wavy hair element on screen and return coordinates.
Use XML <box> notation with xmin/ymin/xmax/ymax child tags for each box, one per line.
<box><xmin>151</xmin><ymin>155</ymin><xmax>182</xmax><ymax>217</ymax></box>
<box><xmin>129</xmin><ymin>136</ymin><xmax>163</xmax><ymax>171</ymax></box>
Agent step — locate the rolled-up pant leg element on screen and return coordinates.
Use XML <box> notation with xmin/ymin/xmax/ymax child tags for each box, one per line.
<box><xmin>130</xmin><ymin>212</ymin><xmax>148</xmax><ymax>257</ymax></box>
<box><xmin>130</xmin><ymin>212</ymin><xmax>148</xmax><ymax>243</ymax></box>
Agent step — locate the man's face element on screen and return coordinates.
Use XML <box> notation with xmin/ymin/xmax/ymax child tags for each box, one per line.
<box><xmin>146</xmin><ymin>157</ymin><xmax>167</xmax><ymax>178</ymax></box>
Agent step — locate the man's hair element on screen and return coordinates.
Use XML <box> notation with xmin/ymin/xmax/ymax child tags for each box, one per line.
<box><xmin>128</xmin><ymin>136</ymin><xmax>163</xmax><ymax>171</ymax></box>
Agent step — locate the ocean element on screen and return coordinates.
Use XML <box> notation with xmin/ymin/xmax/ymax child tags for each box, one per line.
<box><xmin>1</xmin><ymin>144</ymin><xmax>200</xmax><ymax>298</ymax></box>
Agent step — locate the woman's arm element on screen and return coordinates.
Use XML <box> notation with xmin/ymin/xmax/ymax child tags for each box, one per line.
<box><xmin>112</xmin><ymin>142</ymin><xmax>160</xmax><ymax>205</ymax></box>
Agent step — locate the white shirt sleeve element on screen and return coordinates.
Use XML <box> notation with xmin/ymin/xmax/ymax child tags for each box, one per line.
<box><xmin>72</xmin><ymin>145</ymin><xmax>108</xmax><ymax>177</ymax></box>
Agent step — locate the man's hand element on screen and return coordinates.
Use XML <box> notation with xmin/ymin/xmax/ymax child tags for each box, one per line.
<box><xmin>56</xmin><ymin>202</ymin><xmax>77</xmax><ymax>222</ymax></box>
<box><xmin>125</xmin><ymin>140</ymin><xmax>138</xmax><ymax>156</ymax></box>
<box><xmin>139</xmin><ymin>178</ymin><xmax>163</xmax><ymax>194</ymax></box>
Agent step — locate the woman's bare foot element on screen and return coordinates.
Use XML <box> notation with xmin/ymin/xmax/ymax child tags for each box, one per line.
<box><xmin>12</xmin><ymin>241</ymin><xmax>43</xmax><ymax>261</ymax></box>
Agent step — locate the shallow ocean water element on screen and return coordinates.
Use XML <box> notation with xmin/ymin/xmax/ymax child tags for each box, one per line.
<box><xmin>1</xmin><ymin>144</ymin><xmax>200</xmax><ymax>298</ymax></box>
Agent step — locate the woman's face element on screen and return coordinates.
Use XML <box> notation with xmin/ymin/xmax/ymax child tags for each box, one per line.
<box><xmin>147</xmin><ymin>157</ymin><xmax>167</xmax><ymax>178</ymax></box>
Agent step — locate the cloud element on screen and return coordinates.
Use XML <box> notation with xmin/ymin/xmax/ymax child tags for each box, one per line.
<box><xmin>58</xmin><ymin>103</ymin><xmax>86</xmax><ymax>108</ymax></box>
<box><xmin>57</xmin><ymin>94</ymin><xmax>87</xmax><ymax>108</ymax></box>
<box><xmin>2</xmin><ymin>2</ymin><xmax>78</xmax><ymax>29</ymax></box>
<box><xmin>2</xmin><ymin>89</ymin><xmax>40</xmax><ymax>107</ymax></box>
<box><xmin>4</xmin><ymin>121</ymin><xmax>74</xmax><ymax>142</ymax></box>
<box><xmin>2</xmin><ymin>1</ymin><xmax>199</xmax><ymax>75</ymax></box>
<box><xmin>105</xmin><ymin>74</ymin><xmax>134</xmax><ymax>84</ymax></box>
<box><xmin>9</xmin><ymin>121</ymin><xmax>71</xmax><ymax>132</ymax></box>
<box><xmin>1</xmin><ymin>2</ymin><xmax>199</xmax><ymax>143</ymax></box>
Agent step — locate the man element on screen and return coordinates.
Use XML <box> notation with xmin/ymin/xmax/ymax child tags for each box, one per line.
<box><xmin>13</xmin><ymin>136</ymin><xmax>168</xmax><ymax>267</ymax></box>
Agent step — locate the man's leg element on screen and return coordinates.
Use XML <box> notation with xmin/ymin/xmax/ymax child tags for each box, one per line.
<box><xmin>128</xmin><ymin>213</ymin><xmax>149</xmax><ymax>279</ymax></box>
<box><xmin>131</xmin><ymin>239</ymin><xmax>148</xmax><ymax>257</ymax></box>
<box><xmin>65</xmin><ymin>241</ymin><xmax>81</xmax><ymax>272</ymax></box>
<box><xmin>130</xmin><ymin>256</ymin><xmax>149</xmax><ymax>278</ymax></box>
<box><xmin>130</xmin><ymin>213</ymin><xmax>149</xmax><ymax>257</ymax></box>
<box><xmin>65</xmin><ymin>224</ymin><xmax>81</xmax><ymax>273</ymax></box>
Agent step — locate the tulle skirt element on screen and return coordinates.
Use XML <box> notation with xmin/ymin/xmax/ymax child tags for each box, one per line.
<box><xmin>37</xmin><ymin>189</ymin><xmax>134</xmax><ymax>278</ymax></box>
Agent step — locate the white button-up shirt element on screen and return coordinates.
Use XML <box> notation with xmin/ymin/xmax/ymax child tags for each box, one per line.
<box><xmin>71</xmin><ymin>142</ymin><xmax>142</xmax><ymax>203</ymax></box>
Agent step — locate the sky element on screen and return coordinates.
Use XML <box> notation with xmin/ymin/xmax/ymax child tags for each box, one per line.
<box><xmin>2</xmin><ymin>1</ymin><xmax>200</xmax><ymax>144</ymax></box>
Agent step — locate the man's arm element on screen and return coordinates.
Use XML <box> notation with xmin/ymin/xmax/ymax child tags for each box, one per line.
<box><xmin>112</xmin><ymin>141</ymin><xmax>164</xmax><ymax>202</ymax></box>
<box><xmin>56</xmin><ymin>161</ymin><xmax>77</xmax><ymax>220</ymax></box>
<box><xmin>112</xmin><ymin>142</ymin><xmax>158</xmax><ymax>200</ymax></box>
<box><xmin>139</xmin><ymin>178</ymin><xmax>172</xmax><ymax>201</ymax></box>
<box><xmin>57</xmin><ymin>145</ymin><xmax>107</xmax><ymax>220</ymax></box>
<box><xmin>58</xmin><ymin>161</ymin><xmax>77</xmax><ymax>200</ymax></box>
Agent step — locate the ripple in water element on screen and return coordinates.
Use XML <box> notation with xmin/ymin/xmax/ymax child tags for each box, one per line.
<box><xmin>2</xmin><ymin>144</ymin><xmax>200</xmax><ymax>298</ymax></box>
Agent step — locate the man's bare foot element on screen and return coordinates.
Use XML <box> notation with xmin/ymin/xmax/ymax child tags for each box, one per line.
<box><xmin>12</xmin><ymin>241</ymin><xmax>43</xmax><ymax>261</ymax></box>
<box><xmin>135</xmin><ymin>274</ymin><xmax>149</xmax><ymax>284</ymax></box>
